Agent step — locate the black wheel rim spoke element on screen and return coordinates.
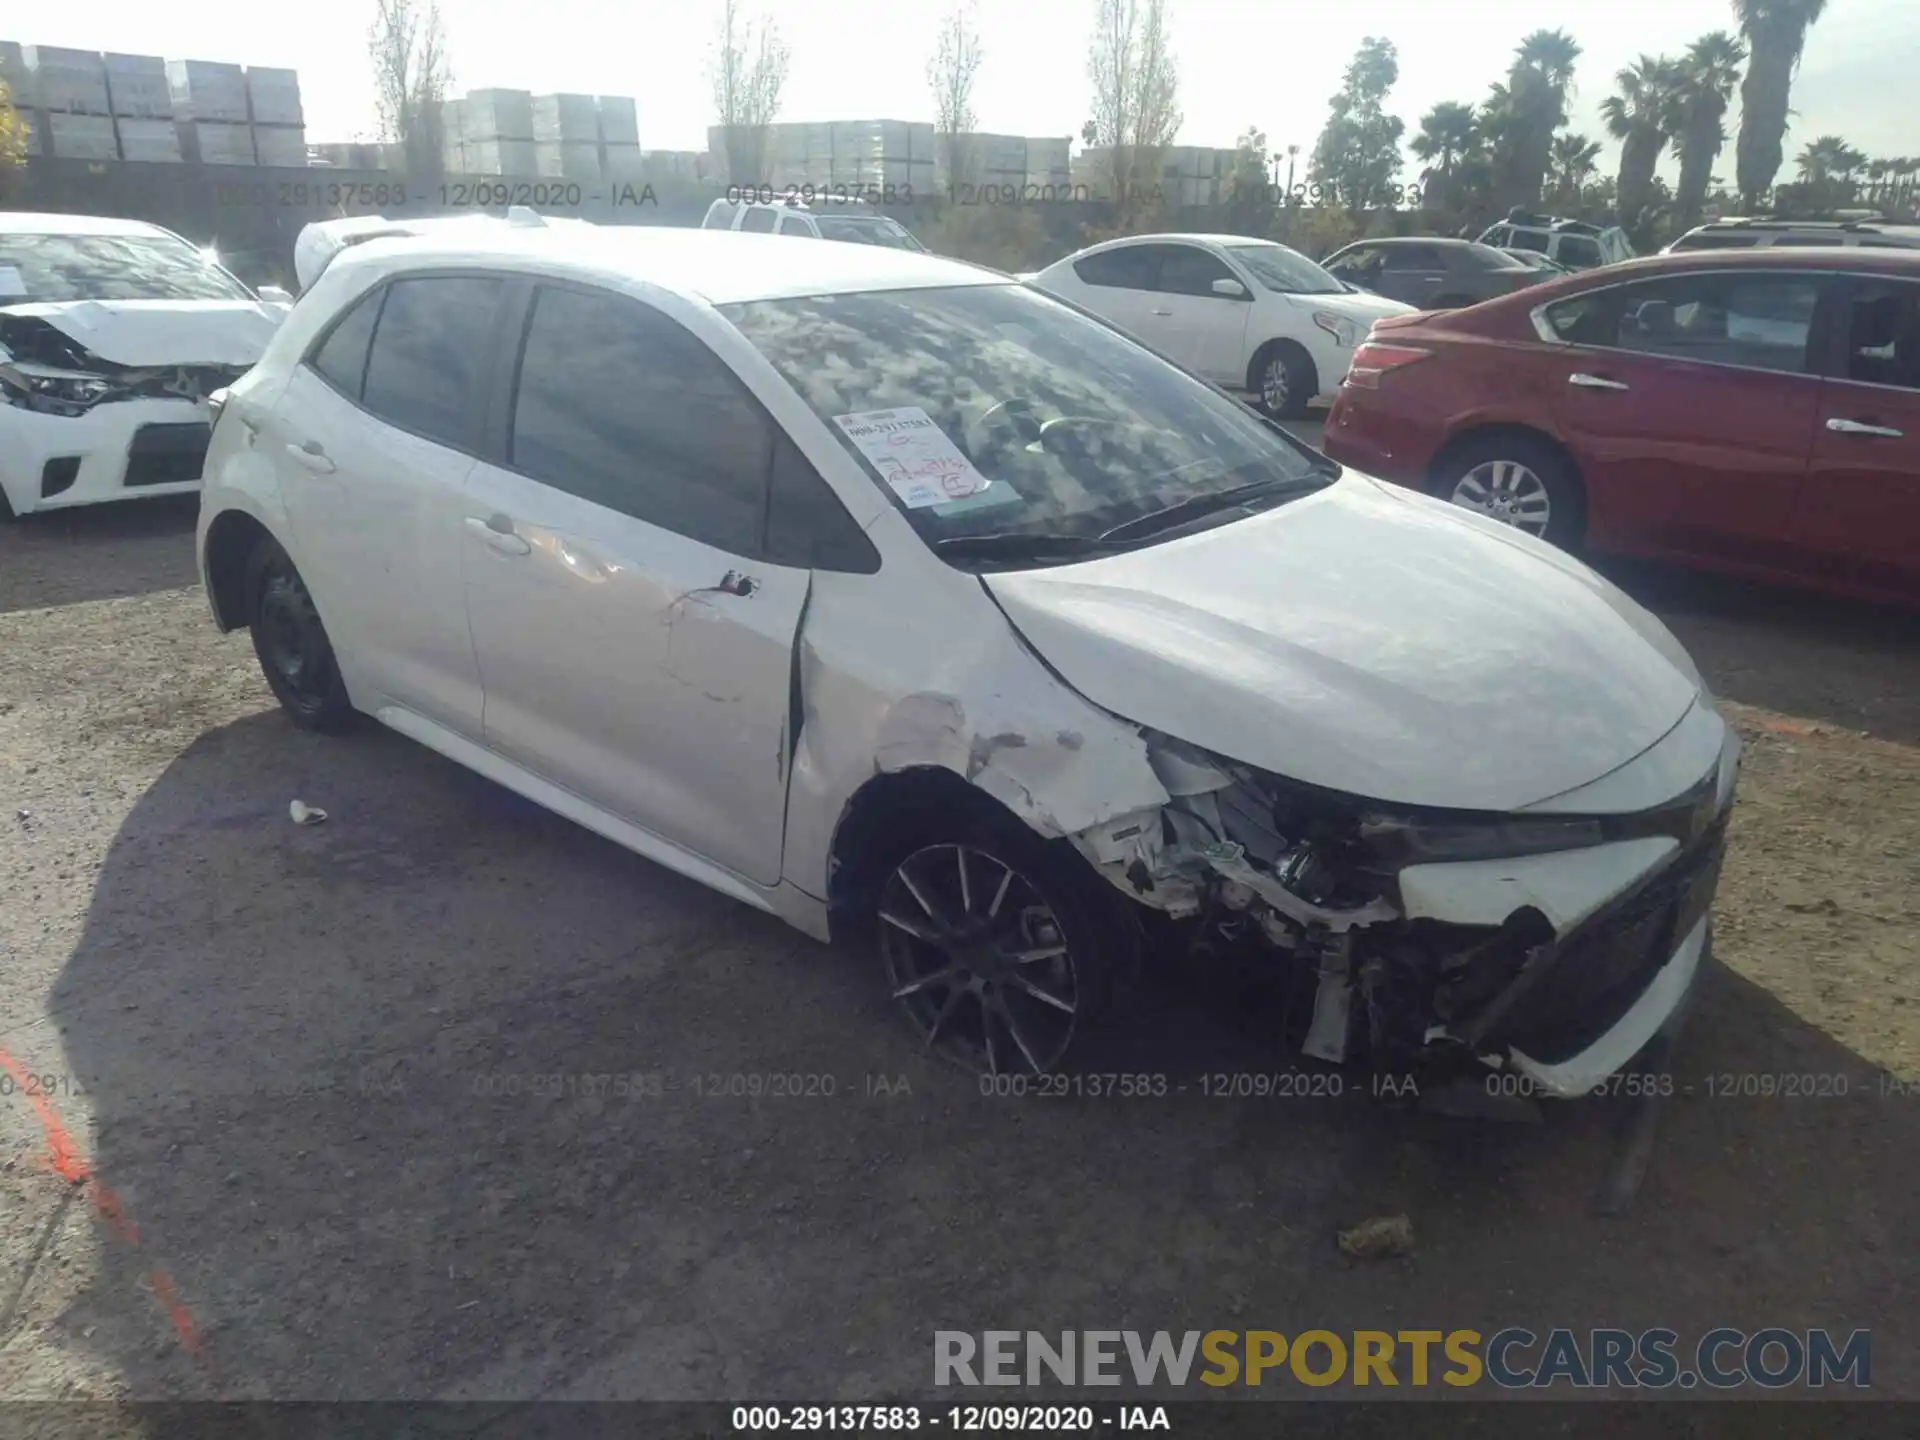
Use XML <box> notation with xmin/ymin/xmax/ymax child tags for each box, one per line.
<box><xmin>880</xmin><ymin>842</ymin><xmax>1079</xmax><ymax>1076</ymax></box>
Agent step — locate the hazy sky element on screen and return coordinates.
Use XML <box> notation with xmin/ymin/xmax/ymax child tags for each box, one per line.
<box><xmin>22</xmin><ymin>0</ymin><xmax>1916</xmax><ymax>178</ymax></box>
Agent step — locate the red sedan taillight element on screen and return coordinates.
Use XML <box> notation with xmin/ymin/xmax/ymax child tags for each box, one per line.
<box><xmin>1345</xmin><ymin>342</ymin><xmax>1432</xmax><ymax>390</ymax></box>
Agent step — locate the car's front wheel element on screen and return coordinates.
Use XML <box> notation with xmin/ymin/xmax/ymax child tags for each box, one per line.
<box><xmin>248</xmin><ymin>538</ymin><xmax>355</xmax><ymax>731</ymax></box>
<box><xmin>874</xmin><ymin>818</ymin><xmax>1120</xmax><ymax>1077</ymax></box>
<box><xmin>1432</xmin><ymin>435</ymin><xmax>1586</xmax><ymax>549</ymax></box>
<box><xmin>1250</xmin><ymin>342</ymin><xmax>1315</xmax><ymax>420</ymax></box>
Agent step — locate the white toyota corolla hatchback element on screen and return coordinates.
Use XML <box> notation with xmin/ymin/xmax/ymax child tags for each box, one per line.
<box><xmin>197</xmin><ymin>220</ymin><xmax>1738</xmax><ymax>1096</ymax></box>
<box><xmin>1025</xmin><ymin>233</ymin><xmax>1416</xmax><ymax>418</ymax></box>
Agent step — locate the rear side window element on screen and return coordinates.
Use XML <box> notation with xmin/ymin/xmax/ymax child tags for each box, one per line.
<box><xmin>1382</xmin><ymin>245</ymin><xmax>1444</xmax><ymax>270</ymax></box>
<box><xmin>1508</xmin><ymin>229</ymin><xmax>1550</xmax><ymax>254</ymax></box>
<box><xmin>360</xmin><ymin>276</ymin><xmax>504</xmax><ymax>448</ymax></box>
<box><xmin>738</xmin><ymin>207</ymin><xmax>778</xmax><ymax>234</ymax></box>
<box><xmin>1577</xmin><ymin>272</ymin><xmax>1825</xmax><ymax>373</ymax></box>
<box><xmin>308</xmin><ymin>285</ymin><xmax>384</xmax><ymax>401</ymax></box>
<box><xmin>510</xmin><ymin>285</ymin><xmax>770</xmax><ymax>555</ymax></box>
<box><xmin>1073</xmin><ymin>247</ymin><xmax>1157</xmax><ymax>289</ymax></box>
<box><xmin>1555</xmin><ymin>236</ymin><xmax>1602</xmax><ymax>268</ymax></box>
<box><xmin>1772</xmin><ymin>235</ymin><xmax>1845</xmax><ymax>247</ymax></box>
<box><xmin>1671</xmin><ymin>233</ymin><xmax>1760</xmax><ymax>251</ymax></box>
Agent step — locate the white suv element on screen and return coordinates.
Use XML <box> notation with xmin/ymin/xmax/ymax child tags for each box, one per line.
<box><xmin>701</xmin><ymin>196</ymin><xmax>926</xmax><ymax>250</ymax></box>
<box><xmin>195</xmin><ymin>221</ymin><xmax>1734</xmax><ymax>1097</ymax></box>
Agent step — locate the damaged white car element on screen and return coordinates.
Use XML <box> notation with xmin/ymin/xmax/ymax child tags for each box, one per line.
<box><xmin>196</xmin><ymin>223</ymin><xmax>1738</xmax><ymax>1097</ymax></box>
<box><xmin>0</xmin><ymin>213</ymin><xmax>286</xmax><ymax>521</ymax></box>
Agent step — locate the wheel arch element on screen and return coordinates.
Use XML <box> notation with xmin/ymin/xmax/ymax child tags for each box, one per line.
<box><xmin>202</xmin><ymin>508</ymin><xmax>280</xmax><ymax>631</ymax></box>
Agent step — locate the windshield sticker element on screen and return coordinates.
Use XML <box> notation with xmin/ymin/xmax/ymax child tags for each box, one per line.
<box><xmin>833</xmin><ymin>406</ymin><xmax>995</xmax><ymax>510</ymax></box>
<box><xmin>0</xmin><ymin>266</ymin><xmax>26</xmax><ymax>298</ymax></box>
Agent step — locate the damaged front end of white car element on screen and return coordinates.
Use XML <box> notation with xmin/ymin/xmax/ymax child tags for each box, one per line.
<box><xmin>1067</xmin><ymin>710</ymin><xmax>1737</xmax><ymax>1102</ymax></box>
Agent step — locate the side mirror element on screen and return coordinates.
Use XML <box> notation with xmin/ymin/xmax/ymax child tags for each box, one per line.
<box><xmin>1211</xmin><ymin>277</ymin><xmax>1250</xmax><ymax>299</ymax></box>
<box><xmin>257</xmin><ymin>284</ymin><xmax>293</xmax><ymax>304</ymax></box>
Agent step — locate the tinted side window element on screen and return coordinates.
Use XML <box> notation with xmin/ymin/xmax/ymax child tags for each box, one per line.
<box><xmin>1383</xmin><ymin>245</ymin><xmax>1443</xmax><ymax>270</ymax></box>
<box><xmin>1671</xmin><ymin>233</ymin><xmax>1760</xmax><ymax>251</ymax></box>
<box><xmin>1156</xmin><ymin>246</ymin><xmax>1236</xmax><ymax>296</ymax></box>
<box><xmin>308</xmin><ymin>285</ymin><xmax>383</xmax><ymax>401</ymax></box>
<box><xmin>511</xmin><ymin>285</ymin><xmax>770</xmax><ymax>554</ymax></box>
<box><xmin>1839</xmin><ymin>283</ymin><xmax>1920</xmax><ymax>390</ymax></box>
<box><xmin>764</xmin><ymin>434</ymin><xmax>881</xmax><ymax>572</ymax></box>
<box><xmin>1771</xmin><ymin>235</ymin><xmax>1843</xmax><ymax>247</ymax></box>
<box><xmin>739</xmin><ymin>207</ymin><xmax>778</xmax><ymax>234</ymax></box>
<box><xmin>360</xmin><ymin>276</ymin><xmax>504</xmax><ymax>448</ymax></box>
<box><xmin>1324</xmin><ymin>246</ymin><xmax>1378</xmax><ymax>276</ymax></box>
<box><xmin>1540</xmin><ymin>292</ymin><xmax>1617</xmax><ymax>345</ymax></box>
<box><xmin>1611</xmin><ymin>272</ymin><xmax>1823</xmax><ymax>372</ymax></box>
<box><xmin>1073</xmin><ymin>247</ymin><xmax>1158</xmax><ymax>289</ymax></box>
<box><xmin>1508</xmin><ymin>229</ymin><xmax>1550</xmax><ymax>254</ymax></box>
<box><xmin>1556</xmin><ymin>236</ymin><xmax>1602</xmax><ymax>268</ymax></box>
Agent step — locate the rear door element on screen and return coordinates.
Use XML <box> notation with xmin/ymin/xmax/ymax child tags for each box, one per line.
<box><xmin>1149</xmin><ymin>243</ymin><xmax>1253</xmax><ymax>382</ymax></box>
<box><xmin>271</xmin><ymin>272</ymin><xmax>503</xmax><ymax>737</ymax></box>
<box><xmin>1539</xmin><ymin>267</ymin><xmax>1828</xmax><ymax>564</ymax></box>
<box><xmin>1376</xmin><ymin>243</ymin><xmax>1449</xmax><ymax>306</ymax></box>
<box><xmin>1795</xmin><ymin>275</ymin><xmax>1920</xmax><ymax>602</ymax></box>
<box><xmin>1059</xmin><ymin>244</ymin><xmax>1162</xmax><ymax>342</ymax></box>
<box><xmin>460</xmin><ymin>280</ymin><xmax>812</xmax><ymax>885</ymax></box>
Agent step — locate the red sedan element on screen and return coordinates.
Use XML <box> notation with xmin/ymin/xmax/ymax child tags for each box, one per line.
<box><xmin>1322</xmin><ymin>247</ymin><xmax>1920</xmax><ymax>607</ymax></box>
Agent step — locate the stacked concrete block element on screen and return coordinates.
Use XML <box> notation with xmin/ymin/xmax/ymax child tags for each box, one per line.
<box><xmin>24</xmin><ymin>45</ymin><xmax>109</xmax><ymax>115</ymax></box>
<box><xmin>246</xmin><ymin>67</ymin><xmax>304</xmax><ymax>167</ymax></box>
<box><xmin>464</xmin><ymin>88</ymin><xmax>536</xmax><ymax>176</ymax></box>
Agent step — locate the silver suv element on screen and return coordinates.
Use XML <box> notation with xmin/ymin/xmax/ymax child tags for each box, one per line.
<box><xmin>700</xmin><ymin>196</ymin><xmax>926</xmax><ymax>250</ymax></box>
<box><xmin>1476</xmin><ymin>212</ymin><xmax>1634</xmax><ymax>271</ymax></box>
<box><xmin>1664</xmin><ymin>217</ymin><xmax>1920</xmax><ymax>253</ymax></box>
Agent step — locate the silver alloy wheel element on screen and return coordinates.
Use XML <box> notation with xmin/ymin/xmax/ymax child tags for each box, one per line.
<box><xmin>1450</xmin><ymin>460</ymin><xmax>1551</xmax><ymax>536</ymax></box>
<box><xmin>1260</xmin><ymin>354</ymin><xmax>1291</xmax><ymax>412</ymax></box>
<box><xmin>878</xmin><ymin>842</ymin><xmax>1080</xmax><ymax>1075</ymax></box>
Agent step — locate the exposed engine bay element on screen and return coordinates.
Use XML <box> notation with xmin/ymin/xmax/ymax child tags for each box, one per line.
<box><xmin>0</xmin><ymin>315</ymin><xmax>246</xmax><ymax>418</ymax></box>
<box><xmin>1070</xmin><ymin>732</ymin><xmax>1729</xmax><ymax>1089</ymax></box>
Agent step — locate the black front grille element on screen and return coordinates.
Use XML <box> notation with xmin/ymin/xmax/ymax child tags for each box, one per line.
<box><xmin>124</xmin><ymin>422</ymin><xmax>213</xmax><ymax>488</ymax></box>
<box><xmin>1497</xmin><ymin>814</ymin><xmax>1729</xmax><ymax>1063</ymax></box>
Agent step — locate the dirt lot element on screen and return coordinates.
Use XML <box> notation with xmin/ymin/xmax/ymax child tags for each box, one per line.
<box><xmin>0</xmin><ymin>489</ymin><xmax>1916</xmax><ymax>1413</ymax></box>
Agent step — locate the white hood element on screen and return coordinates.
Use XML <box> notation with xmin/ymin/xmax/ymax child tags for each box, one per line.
<box><xmin>982</xmin><ymin>474</ymin><xmax>1702</xmax><ymax>813</ymax></box>
<box><xmin>0</xmin><ymin>299</ymin><xmax>280</xmax><ymax>367</ymax></box>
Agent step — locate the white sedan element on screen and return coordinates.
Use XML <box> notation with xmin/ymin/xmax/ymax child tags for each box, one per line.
<box><xmin>196</xmin><ymin>222</ymin><xmax>1736</xmax><ymax>1100</ymax></box>
<box><xmin>1025</xmin><ymin>233</ymin><xmax>1416</xmax><ymax>418</ymax></box>
<box><xmin>0</xmin><ymin>213</ymin><xmax>286</xmax><ymax>521</ymax></box>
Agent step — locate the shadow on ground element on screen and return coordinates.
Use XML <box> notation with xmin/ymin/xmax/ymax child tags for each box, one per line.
<box><xmin>31</xmin><ymin>709</ymin><xmax>1917</xmax><ymax>1402</ymax></box>
<box><xmin>0</xmin><ymin>497</ymin><xmax>201</xmax><ymax>616</ymax></box>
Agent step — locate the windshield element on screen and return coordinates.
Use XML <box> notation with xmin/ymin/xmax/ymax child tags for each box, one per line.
<box><xmin>722</xmin><ymin>283</ymin><xmax>1327</xmax><ymax>560</ymax></box>
<box><xmin>1221</xmin><ymin>241</ymin><xmax>1347</xmax><ymax>295</ymax></box>
<box><xmin>0</xmin><ymin>232</ymin><xmax>256</xmax><ymax>303</ymax></box>
<box><xmin>815</xmin><ymin>216</ymin><xmax>925</xmax><ymax>250</ymax></box>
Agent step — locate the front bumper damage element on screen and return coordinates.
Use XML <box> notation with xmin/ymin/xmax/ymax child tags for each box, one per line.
<box><xmin>0</xmin><ymin>312</ymin><xmax>245</xmax><ymax>515</ymax></box>
<box><xmin>1068</xmin><ymin>720</ymin><xmax>1738</xmax><ymax>1098</ymax></box>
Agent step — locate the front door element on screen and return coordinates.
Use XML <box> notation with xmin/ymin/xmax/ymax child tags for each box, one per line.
<box><xmin>1794</xmin><ymin>276</ymin><xmax>1920</xmax><ymax>602</ymax></box>
<box><xmin>461</xmin><ymin>282</ymin><xmax>808</xmax><ymax>886</ymax></box>
<box><xmin>1149</xmin><ymin>243</ymin><xmax>1254</xmax><ymax>383</ymax></box>
<box><xmin>1539</xmin><ymin>268</ymin><xmax>1827</xmax><ymax>565</ymax></box>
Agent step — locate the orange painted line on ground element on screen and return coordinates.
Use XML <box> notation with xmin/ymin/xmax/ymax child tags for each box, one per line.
<box><xmin>0</xmin><ymin>1044</ymin><xmax>214</xmax><ymax>1385</ymax></box>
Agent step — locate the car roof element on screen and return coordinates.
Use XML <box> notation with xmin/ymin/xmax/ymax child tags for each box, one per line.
<box><xmin>338</xmin><ymin>223</ymin><xmax>1002</xmax><ymax>305</ymax></box>
<box><xmin>0</xmin><ymin>211</ymin><xmax>175</xmax><ymax>238</ymax></box>
<box><xmin>1481</xmin><ymin>244</ymin><xmax>1920</xmax><ymax>308</ymax></box>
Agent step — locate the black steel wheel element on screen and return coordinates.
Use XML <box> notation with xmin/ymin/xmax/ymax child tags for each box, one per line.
<box><xmin>878</xmin><ymin>837</ymin><xmax>1108</xmax><ymax>1076</ymax></box>
<box><xmin>248</xmin><ymin>539</ymin><xmax>354</xmax><ymax>731</ymax></box>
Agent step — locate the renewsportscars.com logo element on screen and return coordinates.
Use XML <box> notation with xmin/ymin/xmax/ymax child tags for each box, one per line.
<box><xmin>934</xmin><ymin>1329</ymin><xmax>1872</xmax><ymax>1390</ymax></box>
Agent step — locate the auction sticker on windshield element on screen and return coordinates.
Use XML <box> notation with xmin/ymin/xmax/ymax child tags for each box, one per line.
<box><xmin>835</xmin><ymin>407</ymin><xmax>994</xmax><ymax>510</ymax></box>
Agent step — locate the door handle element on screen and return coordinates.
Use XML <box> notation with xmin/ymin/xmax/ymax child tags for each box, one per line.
<box><xmin>1568</xmin><ymin>372</ymin><xmax>1630</xmax><ymax>391</ymax></box>
<box><xmin>285</xmin><ymin>439</ymin><xmax>336</xmax><ymax>473</ymax></box>
<box><xmin>717</xmin><ymin>569</ymin><xmax>759</xmax><ymax>597</ymax></box>
<box><xmin>465</xmin><ymin>513</ymin><xmax>532</xmax><ymax>556</ymax></box>
<box><xmin>1826</xmin><ymin>417</ymin><xmax>1904</xmax><ymax>438</ymax></box>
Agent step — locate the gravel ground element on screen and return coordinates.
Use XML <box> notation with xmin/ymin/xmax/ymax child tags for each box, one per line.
<box><xmin>0</xmin><ymin>490</ymin><xmax>1916</xmax><ymax>1412</ymax></box>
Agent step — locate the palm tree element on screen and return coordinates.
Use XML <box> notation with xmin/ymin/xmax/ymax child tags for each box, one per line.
<box><xmin>1411</xmin><ymin>100</ymin><xmax>1479</xmax><ymax>209</ymax></box>
<box><xmin>1548</xmin><ymin>133</ymin><xmax>1602</xmax><ymax>207</ymax></box>
<box><xmin>1673</xmin><ymin>31</ymin><xmax>1746</xmax><ymax>229</ymax></box>
<box><xmin>1732</xmin><ymin>0</ymin><xmax>1829</xmax><ymax>212</ymax></box>
<box><xmin>1796</xmin><ymin>134</ymin><xmax>1852</xmax><ymax>183</ymax></box>
<box><xmin>1497</xmin><ymin>29</ymin><xmax>1582</xmax><ymax>210</ymax></box>
<box><xmin>1602</xmin><ymin>56</ymin><xmax>1683</xmax><ymax>237</ymax></box>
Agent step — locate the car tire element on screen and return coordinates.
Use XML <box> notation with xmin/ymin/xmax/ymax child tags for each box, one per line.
<box><xmin>247</xmin><ymin>538</ymin><xmax>355</xmax><ymax>732</ymax></box>
<box><xmin>1250</xmin><ymin>342</ymin><xmax>1315</xmax><ymax>420</ymax></box>
<box><xmin>869</xmin><ymin>809</ymin><xmax>1127</xmax><ymax>1077</ymax></box>
<box><xmin>1431</xmin><ymin>434</ymin><xmax>1586</xmax><ymax>550</ymax></box>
